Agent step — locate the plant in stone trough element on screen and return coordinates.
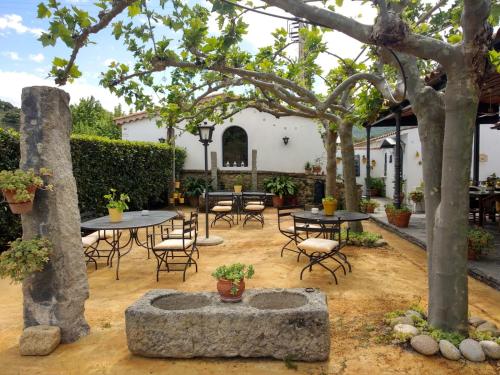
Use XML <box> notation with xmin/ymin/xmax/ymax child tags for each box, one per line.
<box><xmin>0</xmin><ymin>237</ymin><xmax>52</xmax><ymax>283</ymax></box>
<box><xmin>212</xmin><ymin>263</ymin><xmax>254</xmax><ymax>302</ymax></box>
<box><xmin>0</xmin><ymin>168</ymin><xmax>53</xmax><ymax>214</ymax></box>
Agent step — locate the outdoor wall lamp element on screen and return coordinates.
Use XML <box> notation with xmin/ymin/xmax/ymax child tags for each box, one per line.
<box><xmin>282</xmin><ymin>136</ymin><xmax>290</xmax><ymax>145</ymax></box>
<box><xmin>158</xmin><ymin>138</ymin><xmax>166</xmax><ymax>143</ymax></box>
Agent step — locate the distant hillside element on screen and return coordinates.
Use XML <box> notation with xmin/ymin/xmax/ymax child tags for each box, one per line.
<box><xmin>0</xmin><ymin>100</ymin><xmax>20</xmax><ymax>131</ymax></box>
<box><xmin>352</xmin><ymin>125</ymin><xmax>394</xmax><ymax>142</ymax></box>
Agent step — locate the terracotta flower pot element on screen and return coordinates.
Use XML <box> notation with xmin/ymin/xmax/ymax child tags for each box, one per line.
<box><xmin>385</xmin><ymin>208</ymin><xmax>394</xmax><ymax>224</ymax></box>
<box><xmin>234</xmin><ymin>185</ymin><xmax>242</xmax><ymax>193</ymax></box>
<box><xmin>2</xmin><ymin>185</ymin><xmax>37</xmax><ymax>214</ymax></box>
<box><xmin>217</xmin><ymin>279</ymin><xmax>245</xmax><ymax>302</ymax></box>
<box><xmin>392</xmin><ymin>211</ymin><xmax>411</xmax><ymax>228</ymax></box>
<box><xmin>467</xmin><ymin>245</ymin><xmax>478</xmax><ymax>261</ymax></box>
<box><xmin>272</xmin><ymin>195</ymin><xmax>284</xmax><ymax>208</ymax></box>
<box><xmin>364</xmin><ymin>205</ymin><xmax>375</xmax><ymax>214</ymax></box>
<box><xmin>108</xmin><ymin>208</ymin><xmax>123</xmax><ymax>222</ymax></box>
<box><xmin>322</xmin><ymin>199</ymin><xmax>337</xmax><ymax>216</ymax></box>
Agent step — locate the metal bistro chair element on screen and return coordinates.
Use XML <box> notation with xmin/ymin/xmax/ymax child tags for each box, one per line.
<box><xmin>164</xmin><ymin>211</ymin><xmax>200</xmax><ymax>259</ymax></box>
<box><xmin>82</xmin><ymin>230</ymin><xmax>118</xmax><ymax>269</ymax></box>
<box><xmin>151</xmin><ymin>213</ymin><xmax>198</xmax><ymax>281</ymax></box>
<box><xmin>277</xmin><ymin>205</ymin><xmax>322</xmax><ymax>259</ymax></box>
<box><xmin>242</xmin><ymin>192</ymin><xmax>266</xmax><ymax>227</ymax></box>
<box><xmin>210</xmin><ymin>194</ymin><xmax>236</xmax><ymax>227</ymax></box>
<box><xmin>293</xmin><ymin>216</ymin><xmax>350</xmax><ymax>284</ymax></box>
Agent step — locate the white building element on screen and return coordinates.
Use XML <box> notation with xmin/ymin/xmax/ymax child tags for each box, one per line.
<box><xmin>115</xmin><ymin>108</ymin><xmax>326</xmax><ymax>173</ymax></box>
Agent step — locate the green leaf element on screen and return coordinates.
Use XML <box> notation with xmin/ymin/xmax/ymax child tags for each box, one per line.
<box><xmin>335</xmin><ymin>0</ymin><xmax>343</xmax><ymax>7</ymax></box>
<box><xmin>37</xmin><ymin>3</ymin><xmax>51</xmax><ymax>19</ymax></box>
<box><xmin>128</xmin><ymin>2</ymin><xmax>141</xmax><ymax>17</ymax></box>
<box><xmin>53</xmin><ymin>57</ymin><xmax>67</xmax><ymax>67</ymax></box>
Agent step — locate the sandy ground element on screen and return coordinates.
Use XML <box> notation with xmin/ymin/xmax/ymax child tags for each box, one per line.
<box><xmin>0</xmin><ymin>209</ymin><xmax>499</xmax><ymax>375</ymax></box>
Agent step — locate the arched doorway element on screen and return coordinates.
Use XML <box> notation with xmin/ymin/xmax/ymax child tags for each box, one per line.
<box><xmin>222</xmin><ymin>126</ymin><xmax>248</xmax><ymax>167</ymax></box>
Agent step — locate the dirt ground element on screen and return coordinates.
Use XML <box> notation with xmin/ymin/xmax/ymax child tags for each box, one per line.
<box><xmin>0</xmin><ymin>209</ymin><xmax>499</xmax><ymax>375</ymax></box>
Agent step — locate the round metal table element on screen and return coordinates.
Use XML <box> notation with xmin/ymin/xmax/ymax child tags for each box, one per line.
<box><xmin>292</xmin><ymin>210</ymin><xmax>370</xmax><ymax>223</ymax></box>
<box><xmin>81</xmin><ymin>210</ymin><xmax>178</xmax><ymax>279</ymax></box>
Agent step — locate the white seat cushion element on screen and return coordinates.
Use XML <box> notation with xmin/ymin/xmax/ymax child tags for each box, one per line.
<box><xmin>247</xmin><ymin>200</ymin><xmax>264</xmax><ymax>205</ymax></box>
<box><xmin>212</xmin><ymin>205</ymin><xmax>232</xmax><ymax>212</ymax></box>
<box><xmin>91</xmin><ymin>230</ymin><xmax>115</xmax><ymax>240</ymax></box>
<box><xmin>284</xmin><ymin>223</ymin><xmax>321</xmax><ymax>233</ymax></box>
<box><xmin>217</xmin><ymin>200</ymin><xmax>233</xmax><ymax>206</ymax></box>
<box><xmin>82</xmin><ymin>233</ymin><xmax>99</xmax><ymax>247</ymax></box>
<box><xmin>297</xmin><ymin>238</ymin><xmax>339</xmax><ymax>253</ymax></box>
<box><xmin>245</xmin><ymin>204</ymin><xmax>265</xmax><ymax>211</ymax></box>
<box><xmin>168</xmin><ymin>229</ymin><xmax>196</xmax><ymax>239</ymax></box>
<box><xmin>154</xmin><ymin>238</ymin><xmax>195</xmax><ymax>250</ymax></box>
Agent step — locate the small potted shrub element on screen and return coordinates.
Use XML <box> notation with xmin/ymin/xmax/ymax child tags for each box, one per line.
<box><xmin>386</xmin><ymin>204</ymin><xmax>412</xmax><ymax>228</ymax></box>
<box><xmin>184</xmin><ymin>177</ymin><xmax>206</xmax><ymax>207</ymax></box>
<box><xmin>0</xmin><ymin>168</ymin><xmax>52</xmax><ymax>214</ymax></box>
<box><xmin>486</xmin><ymin>173</ymin><xmax>497</xmax><ymax>191</ymax></box>
<box><xmin>263</xmin><ymin>176</ymin><xmax>297</xmax><ymax>207</ymax></box>
<box><xmin>0</xmin><ymin>237</ymin><xmax>52</xmax><ymax>283</ymax></box>
<box><xmin>467</xmin><ymin>227</ymin><xmax>493</xmax><ymax>260</ymax></box>
<box><xmin>304</xmin><ymin>161</ymin><xmax>312</xmax><ymax>175</ymax></box>
<box><xmin>234</xmin><ymin>174</ymin><xmax>243</xmax><ymax>193</ymax></box>
<box><xmin>104</xmin><ymin>188</ymin><xmax>130</xmax><ymax>222</ymax></box>
<box><xmin>409</xmin><ymin>189</ymin><xmax>424</xmax><ymax>213</ymax></box>
<box><xmin>212</xmin><ymin>263</ymin><xmax>254</xmax><ymax>302</ymax></box>
<box><xmin>360</xmin><ymin>199</ymin><xmax>379</xmax><ymax>213</ymax></box>
<box><xmin>322</xmin><ymin>195</ymin><xmax>337</xmax><ymax>216</ymax></box>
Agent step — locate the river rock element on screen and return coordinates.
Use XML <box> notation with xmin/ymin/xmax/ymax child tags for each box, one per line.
<box><xmin>390</xmin><ymin>316</ymin><xmax>414</xmax><ymax>327</ymax></box>
<box><xmin>393</xmin><ymin>324</ymin><xmax>419</xmax><ymax>337</ymax></box>
<box><xmin>405</xmin><ymin>310</ymin><xmax>423</xmax><ymax>320</ymax></box>
<box><xmin>19</xmin><ymin>325</ymin><xmax>60</xmax><ymax>356</ymax></box>
<box><xmin>374</xmin><ymin>239</ymin><xmax>387</xmax><ymax>247</ymax></box>
<box><xmin>439</xmin><ymin>340</ymin><xmax>461</xmax><ymax>361</ymax></box>
<box><xmin>480</xmin><ymin>340</ymin><xmax>500</xmax><ymax>359</ymax></box>
<box><xmin>476</xmin><ymin>322</ymin><xmax>499</xmax><ymax>337</ymax></box>
<box><xmin>459</xmin><ymin>339</ymin><xmax>485</xmax><ymax>362</ymax></box>
<box><xmin>468</xmin><ymin>316</ymin><xmax>486</xmax><ymax>327</ymax></box>
<box><xmin>410</xmin><ymin>335</ymin><xmax>439</xmax><ymax>356</ymax></box>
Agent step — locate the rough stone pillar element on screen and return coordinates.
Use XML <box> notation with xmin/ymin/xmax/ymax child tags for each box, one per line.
<box><xmin>210</xmin><ymin>151</ymin><xmax>218</xmax><ymax>190</ymax></box>
<box><xmin>20</xmin><ymin>86</ymin><xmax>90</xmax><ymax>343</ymax></box>
<box><xmin>251</xmin><ymin>149</ymin><xmax>257</xmax><ymax>190</ymax></box>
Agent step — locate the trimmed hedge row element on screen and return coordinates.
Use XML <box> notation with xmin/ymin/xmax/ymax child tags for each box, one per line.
<box><xmin>0</xmin><ymin>128</ymin><xmax>186</xmax><ymax>249</ymax></box>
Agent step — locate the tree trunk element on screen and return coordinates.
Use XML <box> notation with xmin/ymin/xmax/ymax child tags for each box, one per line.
<box><xmin>20</xmin><ymin>86</ymin><xmax>90</xmax><ymax>343</ymax></box>
<box><xmin>324</xmin><ymin>127</ymin><xmax>337</xmax><ymax>197</ymax></box>
<box><xmin>339</xmin><ymin>120</ymin><xmax>363</xmax><ymax>232</ymax></box>
<box><xmin>428</xmin><ymin>71</ymin><xmax>479</xmax><ymax>333</ymax></box>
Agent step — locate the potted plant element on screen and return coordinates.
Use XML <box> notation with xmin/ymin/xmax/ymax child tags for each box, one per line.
<box><xmin>366</xmin><ymin>177</ymin><xmax>385</xmax><ymax>197</ymax></box>
<box><xmin>312</xmin><ymin>158</ymin><xmax>322</xmax><ymax>175</ymax></box>
<box><xmin>386</xmin><ymin>204</ymin><xmax>412</xmax><ymax>228</ymax></box>
<box><xmin>0</xmin><ymin>237</ymin><xmax>52</xmax><ymax>283</ymax></box>
<box><xmin>322</xmin><ymin>195</ymin><xmax>337</xmax><ymax>216</ymax></box>
<box><xmin>175</xmin><ymin>180</ymin><xmax>181</xmax><ymax>189</ymax></box>
<box><xmin>212</xmin><ymin>263</ymin><xmax>254</xmax><ymax>302</ymax></box>
<box><xmin>234</xmin><ymin>174</ymin><xmax>243</xmax><ymax>193</ymax></box>
<box><xmin>304</xmin><ymin>161</ymin><xmax>312</xmax><ymax>175</ymax></box>
<box><xmin>486</xmin><ymin>173</ymin><xmax>497</xmax><ymax>191</ymax></box>
<box><xmin>184</xmin><ymin>176</ymin><xmax>206</xmax><ymax>207</ymax></box>
<box><xmin>409</xmin><ymin>189</ymin><xmax>424</xmax><ymax>213</ymax></box>
<box><xmin>263</xmin><ymin>176</ymin><xmax>297</xmax><ymax>207</ymax></box>
<box><xmin>179</xmin><ymin>194</ymin><xmax>185</xmax><ymax>204</ymax></box>
<box><xmin>360</xmin><ymin>199</ymin><xmax>379</xmax><ymax>213</ymax></box>
<box><xmin>104</xmin><ymin>188</ymin><xmax>130</xmax><ymax>223</ymax></box>
<box><xmin>467</xmin><ymin>227</ymin><xmax>493</xmax><ymax>260</ymax></box>
<box><xmin>0</xmin><ymin>168</ymin><xmax>52</xmax><ymax>214</ymax></box>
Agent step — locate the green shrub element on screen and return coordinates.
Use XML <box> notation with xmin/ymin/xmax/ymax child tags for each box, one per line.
<box><xmin>343</xmin><ymin>230</ymin><xmax>382</xmax><ymax>247</ymax></box>
<box><xmin>0</xmin><ymin>128</ymin><xmax>186</xmax><ymax>250</ymax></box>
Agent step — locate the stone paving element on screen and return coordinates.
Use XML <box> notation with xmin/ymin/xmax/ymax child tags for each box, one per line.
<box><xmin>370</xmin><ymin>198</ymin><xmax>500</xmax><ymax>290</ymax></box>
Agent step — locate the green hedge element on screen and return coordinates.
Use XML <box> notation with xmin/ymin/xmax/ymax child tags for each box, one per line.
<box><xmin>0</xmin><ymin>128</ymin><xmax>186</xmax><ymax>250</ymax></box>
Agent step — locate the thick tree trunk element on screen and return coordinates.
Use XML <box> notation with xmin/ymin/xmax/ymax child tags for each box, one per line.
<box><xmin>20</xmin><ymin>86</ymin><xmax>90</xmax><ymax>343</ymax></box>
<box><xmin>324</xmin><ymin>127</ymin><xmax>337</xmax><ymax>197</ymax></box>
<box><xmin>428</xmin><ymin>71</ymin><xmax>479</xmax><ymax>333</ymax></box>
<box><xmin>339</xmin><ymin>120</ymin><xmax>363</xmax><ymax>232</ymax></box>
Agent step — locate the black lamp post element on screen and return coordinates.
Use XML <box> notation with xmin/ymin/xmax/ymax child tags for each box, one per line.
<box><xmin>197</xmin><ymin>121</ymin><xmax>215</xmax><ymax>241</ymax></box>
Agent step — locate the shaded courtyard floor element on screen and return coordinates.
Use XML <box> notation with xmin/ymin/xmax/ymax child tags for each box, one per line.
<box><xmin>370</xmin><ymin>197</ymin><xmax>500</xmax><ymax>290</ymax></box>
<box><xmin>0</xmin><ymin>208</ymin><xmax>499</xmax><ymax>375</ymax></box>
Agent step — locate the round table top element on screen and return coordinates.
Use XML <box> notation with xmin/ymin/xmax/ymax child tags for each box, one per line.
<box><xmin>292</xmin><ymin>210</ymin><xmax>370</xmax><ymax>223</ymax></box>
<box><xmin>81</xmin><ymin>210</ymin><xmax>178</xmax><ymax>231</ymax></box>
<box><xmin>208</xmin><ymin>191</ymin><xmax>274</xmax><ymax>196</ymax></box>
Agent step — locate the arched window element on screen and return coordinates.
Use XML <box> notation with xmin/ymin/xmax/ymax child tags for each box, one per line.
<box><xmin>222</xmin><ymin>126</ymin><xmax>248</xmax><ymax>167</ymax></box>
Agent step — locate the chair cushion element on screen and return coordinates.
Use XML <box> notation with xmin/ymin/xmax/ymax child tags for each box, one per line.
<box><xmin>154</xmin><ymin>238</ymin><xmax>194</xmax><ymax>250</ymax></box>
<box><xmin>168</xmin><ymin>229</ymin><xmax>196</xmax><ymax>239</ymax></box>
<box><xmin>247</xmin><ymin>200</ymin><xmax>264</xmax><ymax>205</ymax></box>
<box><xmin>212</xmin><ymin>205</ymin><xmax>232</xmax><ymax>212</ymax></box>
<box><xmin>82</xmin><ymin>233</ymin><xmax>99</xmax><ymax>247</ymax></box>
<box><xmin>91</xmin><ymin>230</ymin><xmax>114</xmax><ymax>240</ymax></box>
<box><xmin>245</xmin><ymin>204</ymin><xmax>265</xmax><ymax>211</ymax></box>
<box><xmin>284</xmin><ymin>223</ymin><xmax>321</xmax><ymax>233</ymax></box>
<box><xmin>297</xmin><ymin>238</ymin><xmax>339</xmax><ymax>253</ymax></box>
<box><xmin>217</xmin><ymin>200</ymin><xmax>233</xmax><ymax>206</ymax></box>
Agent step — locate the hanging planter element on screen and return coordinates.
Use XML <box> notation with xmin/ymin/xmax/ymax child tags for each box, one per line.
<box><xmin>0</xmin><ymin>168</ymin><xmax>52</xmax><ymax>215</ymax></box>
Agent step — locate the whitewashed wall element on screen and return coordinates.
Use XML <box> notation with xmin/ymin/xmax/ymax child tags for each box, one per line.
<box><xmin>120</xmin><ymin>108</ymin><xmax>326</xmax><ymax>173</ymax></box>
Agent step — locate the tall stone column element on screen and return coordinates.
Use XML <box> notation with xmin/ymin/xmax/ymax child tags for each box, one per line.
<box><xmin>210</xmin><ymin>151</ymin><xmax>218</xmax><ymax>190</ymax></box>
<box><xmin>251</xmin><ymin>149</ymin><xmax>257</xmax><ymax>190</ymax></box>
<box><xmin>20</xmin><ymin>86</ymin><xmax>90</xmax><ymax>343</ymax></box>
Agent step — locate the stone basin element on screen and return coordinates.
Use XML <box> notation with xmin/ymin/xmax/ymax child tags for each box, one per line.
<box><xmin>125</xmin><ymin>288</ymin><xmax>330</xmax><ymax>361</ymax></box>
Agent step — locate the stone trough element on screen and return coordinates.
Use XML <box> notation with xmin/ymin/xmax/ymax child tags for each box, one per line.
<box><xmin>125</xmin><ymin>288</ymin><xmax>330</xmax><ymax>361</ymax></box>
